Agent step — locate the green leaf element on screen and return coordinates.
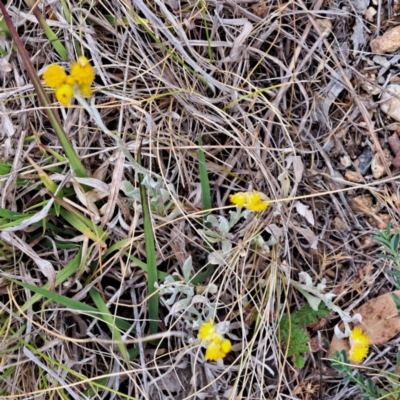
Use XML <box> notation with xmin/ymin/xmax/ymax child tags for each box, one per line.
<box><xmin>392</xmin><ymin>233</ymin><xmax>400</xmax><ymax>251</ymax></box>
<box><xmin>294</xmin><ymin>354</ymin><xmax>305</xmax><ymax>368</ymax></box>
<box><xmin>279</xmin><ymin>314</ymin><xmax>310</xmax><ymax>358</ymax></box>
<box><xmin>391</xmin><ymin>293</ymin><xmax>400</xmax><ymax>314</ymax></box>
<box><xmin>330</xmin><ymin>350</ymin><xmax>350</xmax><ymax>373</ymax></box>
<box><xmin>293</xmin><ymin>304</ymin><xmax>329</xmax><ymax>325</ymax></box>
<box><xmin>279</xmin><ymin>304</ymin><xmax>330</xmax><ymax>367</ymax></box>
<box><xmin>372</xmin><ymin>236</ymin><xmax>391</xmax><ymax>247</ymax></box>
<box><xmin>296</xmin><ymin>287</ymin><xmax>321</xmax><ymax>311</ymax></box>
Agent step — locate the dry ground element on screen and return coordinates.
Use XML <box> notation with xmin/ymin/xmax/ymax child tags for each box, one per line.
<box><xmin>1</xmin><ymin>0</ymin><xmax>400</xmax><ymax>399</ymax></box>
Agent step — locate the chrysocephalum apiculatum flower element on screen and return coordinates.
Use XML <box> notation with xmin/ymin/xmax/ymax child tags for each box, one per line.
<box><xmin>42</xmin><ymin>56</ymin><xmax>95</xmax><ymax>105</ymax></box>
<box><xmin>230</xmin><ymin>191</ymin><xmax>269</xmax><ymax>212</ymax></box>
<box><xmin>71</xmin><ymin>56</ymin><xmax>95</xmax><ymax>86</ymax></box>
<box><xmin>78</xmin><ymin>83</ymin><xmax>92</xmax><ymax>98</ymax></box>
<box><xmin>43</xmin><ymin>64</ymin><xmax>67</xmax><ymax>88</ymax></box>
<box><xmin>348</xmin><ymin>327</ymin><xmax>370</xmax><ymax>363</ymax></box>
<box><xmin>198</xmin><ymin>319</ymin><xmax>216</xmax><ymax>340</ymax></box>
<box><xmin>229</xmin><ymin>192</ymin><xmax>248</xmax><ymax>208</ymax></box>
<box><xmin>198</xmin><ymin>319</ymin><xmax>232</xmax><ymax>362</ymax></box>
<box><xmin>55</xmin><ymin>84</ymin><xmax>74</xmax><ymax>106</ymax></box>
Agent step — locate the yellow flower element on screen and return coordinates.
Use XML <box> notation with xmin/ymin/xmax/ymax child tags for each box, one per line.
<box><xmin>246</xmin><ymin>192</ymin><xmax>269</xmax><ymax>212</ymax></box>
<box><xmin>230</xmin><ymin>191</ymin><xmax>269</xmax><ymax>212</ymax></box>
<box><xmin>198</xmin><ymin>319</ymin><xmax>232</xmax><ymax>362</ymax></box>
<box><xmin>204</xmin><ymin>335</ymin><xmax>232</xmax><ymax>361</ymax></box>
<box><xmin>230</xmin><ymin>192</ymin><xmax>249</xmax><ymax>207</ymax></box>
<box><xmin>55</xmin><ymin>84</ymin><xmax>74</xmax><ymax>106</ymax></box>
<box><xmin>78</xmin><ymin>83</ymin><xmax>92</xmax><ymax>97</ymax></box>
<box><xmin>198</xmin><ymin>319</ymin><xmax>216</xmax><ymax>341</ymax></box>
<box><xmin>221</xmin><ymin>339</ymin><xmax>232</xmax><ymax>354</ymax></box>
<box><xmin>71</xmin><ymin>56</ymin><xmax>95</xmax><ymax>86</ymax></box>
<box><xmin>349</xmin><ymin>327</ymin><xmax>370</xmax><ymax>363</ymax></box>
<box><xmin>43</xmin><ymin>58</ymin><xmax>94</xmax><ymax>106</ymax></box>
<box><xmin>350</xmin><ymin>327</ymin><xmax>370</xmax><ymax>347</ymax></box>
<box><xmin>349</xmin><ymin>345</ymin><xmax>369</xmax><ymax>363</ymax></box>
<box><xmin>65</xmin><ymin>75</ymin><xmax>76</xmax><ymax>86</ymax></box>
<box><xmin>206</xmin><ymin>342</ymin><xmax>226</xmax><ymax>361</ymax></box>
<box><xmin>43</xmin><ymin>64</ymin><xmax>67</xmax><ymax>88</ymax></box>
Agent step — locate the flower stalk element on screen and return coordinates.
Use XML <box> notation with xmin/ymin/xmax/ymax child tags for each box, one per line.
<box><xmin>0</xmin><ymin>2</ymin><xmax>87</xmax><ymax>178</ymax></box>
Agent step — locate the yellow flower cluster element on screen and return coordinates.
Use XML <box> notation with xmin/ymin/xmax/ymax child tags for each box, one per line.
<box><xmin>42</xmin><ymin>56</ymin><xmax>95</xmax><ymax>106</ymax></box>
<box><xmin>230</xmin><ymin>191</ymin><xmax>269</xmax><ymax>212</ymax></box>
<box><xmin>349</xmin><ymin>327</ymin><xmax>370</xmax><ymax>363</ymax></box>
<box><xmin>198</xmin><ymin>319</ymin><xmax>232</xmax><ymax>361</ymax></box>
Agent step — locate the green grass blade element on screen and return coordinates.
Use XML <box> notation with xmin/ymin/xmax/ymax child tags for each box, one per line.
<box><xmin>0</xmin><ymin>3</ymin><xmax>87</xmax><ymax>179</ymax></box>
<box><xmin>199</xmin><ymin>0</ymin><xmax>212</xmax><ymax>63</ymax></box>
<box><xmin>0</xmin><ymin>13</ymin><xmax>11</xmax><ymax>39</ymax></box>
<box><xmin>0</xmin><ymin>214</ymin><xmax>33</xmax><ymax>230</ymax></box>
<box><xmin>59</xmin><ymin>207</ymin><xmax>107</xmax><ymax>246</ymax></box>
<box><xmin>59</xmin><ymin>0</ymin><xmax>72</xmax><ymax>24</ymax></box>
<box><xmin>5</xmin><ymin>278</ymin><xmax>132</xmax><ymax>332</ymax></box>
<box><xmin>45</xmin><ymin>192</ymin><xmax>108</xmax><ymax>246</ymax></box>
<box><xmin>24</xmin><ymin>0</ymin><xmax>68</xmax><ymax>61</ymax></box>
<box><xmin>139</xmin><ymin>171</ymin><xmax>159</xmax><ymax>335</ymax></box>
<box><xmin>89</xmin><ymin>288</ymin><xmax>130</xmax><ymax>367</ymax></box>
<box><xmin>39</xmin><ymin>143</ymin><xmax>67</xmax><ymax>163</ymax></box>
<box><xmin>27</xmin><ymin>156</ymin><xmax>62</xmax><ymax>215</ymax></box>
<box><xmin>0</xmin><ymin>208</ymin><xmax>32</xmax><ymax>220</ymax></box>
<box><xmin>20</xmin><ymin>248</ymin><xmax>82</xmax><ymax>312</ymax></box>
<box><xmin>198</xmin><ymin>135</ymin><xmax>212</xmax><ymax>214</ymax></box>
<box><xmin>191</xmin><ymin>135</ymin><xmax>214</xmax><ymax>285</ymax></box>
<box><xmin>102</xmin><ymin>239</ymin><xmax>169</xmax><ymax>280</ymax></box>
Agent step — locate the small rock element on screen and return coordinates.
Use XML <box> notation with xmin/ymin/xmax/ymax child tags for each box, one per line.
<box><xmin>365</xmin><ymin>7</ymin><xmax>377</xmax><ymax>22</ymax></box>
<box><xmin>316</xmin><ymin>18</ymin><xmax>332</xmax><ymax>35</ymax></box>
<box><xmin>340</xmin><ymin>155</ymin><xmax>352</xmax><ymax>168</ymax></box>
<box><xmin>323</xmin><ymin>137</ymin><xmax>335</xmax><ymax>153</ymax></box>
<box><xmin>371</xmin><ymin>149</ymin><xmax>392</xmax><ymax>179</ymax></box>
<box><xmin>371</xmin><ymin>26</ymin><xmax>400</xmax><ymax>54</ymax></box>
<box><xmin>371</xmin><ymin>153</ymin><xmax>385</xmax><ymax>179</ymax></box>
<box><xmin>362</xmin><ymin>83</ymin><xmax>381</xmax><ymax>96</ymax></box>
<box><xmin>333</xmin><ymin>216</ymin><xmax>348</xmax><ymax>232</ymax></box>
<box><xmin>354</xmin><ymin>146</ymin><xmax>373</xmax><ymax>175</ymax></box>
<box><xmin>350</xmin><ymin>194</ymin><xmax>376</xmax><ymax>213</ymax></box>
<box><xmin>345</xmin><ymin>169</ymin><xmax>363</xmax><ymax>182</ymax></box>
<box><xmin>362</xmin><ymin>73</ymin><xmax>381</xmax><ymax>95</ymax></box>
<box><xmin>373</xmin><ymin>55</ymin><xmax>391</xmax><ymax>69</ymax></box>
<box><xmin>380</xmin><ymin>84</ymin><xmax>400</xmax><ymax>122</ymax></box>
<box><xmin>0</xmin><ymin>58</ymin><xmax>11</xmax><ymax>73</ymax></box>
<box><xmin>388</xmin><ymin>133</ymin><xmax>400</xmax><ymax>168</ymax></box>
